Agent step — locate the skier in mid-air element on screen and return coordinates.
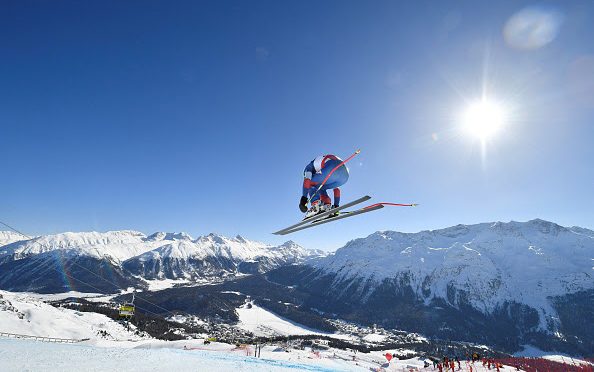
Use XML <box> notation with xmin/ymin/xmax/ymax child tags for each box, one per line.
<box><xmin>299</xmin><ymin>154</ymin><xmax>349</xmax><ymax>218</ymax></box>
<box><xmin>274</xmin><ymin>149</ymin><xmax>414</xmax><ymax>235</ymax></box>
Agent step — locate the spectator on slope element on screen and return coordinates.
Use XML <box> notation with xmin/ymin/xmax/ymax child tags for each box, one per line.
<box><xmin>437</xmin><ymin>362</ymin><xmax>443</xmax><ymax>372</ymax></box>
<box><xmin>455</xmin><ymin>356</ymin><xmax>461</xmax><ymax>370</ymax></box>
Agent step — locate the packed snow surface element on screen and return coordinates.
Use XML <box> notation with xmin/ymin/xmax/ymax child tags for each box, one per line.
<box><xmin>0</xmin><ymin>338</ymin><xmax>522</xmax><ymax>372</ymax></box>
<box><xmin>143</xmin><ymin>278</ymin><xmax>191</xmax><ymax>291</ymax></box>
<box><xmin>362</xmin><ymin>333</ymin><xmax>388</xmax><ymax>343</ymax></box>
<box><xmin>0</xmin><ymin>339</ymin><xmax>352</xmax><ymax>372</ymax></box>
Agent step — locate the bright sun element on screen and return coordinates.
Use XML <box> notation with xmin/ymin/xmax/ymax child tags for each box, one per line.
<box><xmin>463</xmin><ymin>100</ymin><xmax>506</xmax><ymax>140</ymax></box>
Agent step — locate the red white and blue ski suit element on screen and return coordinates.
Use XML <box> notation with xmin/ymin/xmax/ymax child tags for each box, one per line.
<box><xmin>302</xmin><ymin>154</ymin><xmax>349</xmax><ymax>206</ymax></box>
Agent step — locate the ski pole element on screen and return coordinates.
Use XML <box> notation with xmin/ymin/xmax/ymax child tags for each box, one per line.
<box><xmin>307</xmin><ymin>149</ymin><xmax>361</xmax><ymax>204</ymax></box>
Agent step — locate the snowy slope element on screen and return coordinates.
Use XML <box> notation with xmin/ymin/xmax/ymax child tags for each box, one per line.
<box><xmin>131</xmin><ymin>234</ymin><xmax>283</xmax><ymax>262</ymax></box>
<box><xmin>0</xmin><ymin>290</ymin><xmax>398</xmax><ymax>371</ymax></box>
<box><xmin>11</xmin><ymin>336</ymin><xmax>588</xmax><ymax>372</ymax></box>
<box><xmin>136</xmin><ymin>234</ymin><xmax>317</xmax><ymax>262</ymax></box>
<box><xmin>0</xmin><ymin>338</ymin><xmax>393</xmax><ymax>372</ymax></box>
<box><xmin>570</xmin><ymin>226</ymin><xmax>594</xmax><ymax>238</ymax></box>
<box><xmin>0</xmin><ymin>231</ymin><xmax>26</xmax><ymax>247</ymax></box>
<box><xmin>123</xmin><ymin>234</ymin><xmax>321</xmax><ymax>279</ymax></box>
<box><xmin>0</xmin><ymin>230</ymin><xmax>155</xmax><ymax>262</ymax></box>
<box><xmin>236</xmin><ymin>302</ymin><xmax>330</xmax><ymax>337</ymax></box>
<box><xmin>314</xmin><ymin>219</ymin><xmax>594</xmax><ymax>330</ymax></box>
<box><xmin>0</xmin><ymin>290</ymin><xmax>143</xmax><ymax>341</ymax></box>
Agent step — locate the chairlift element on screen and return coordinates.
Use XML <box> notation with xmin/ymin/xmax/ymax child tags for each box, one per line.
<box><xmin>118</xmin><ymin>293</ymin><xmax>135</xmax><ymax>318</ymax></box>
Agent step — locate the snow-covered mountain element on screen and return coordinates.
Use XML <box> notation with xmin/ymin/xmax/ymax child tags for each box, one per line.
<box><xmin>314</xmin><ymin>219</ymin><xmax>593</xmax><ymax>328</ymax></box>
<box><xmin>123</xmin><ymin>233</ymin><xmax>322</xmax><ymax>279</ymax></box>
<box><xmin>0</xmin><ymin>231</ymin><xmax>27</xmax><ymax>247</ymax></box>
<box><xmin>569</xmin><ymin>226</ymin><xmax>594</xmax><ymax>238</ymax></box>
<box><xmin>0</xmin><ymin>230</ymin><xmax>321</xmax><ymax>292</ymax></box>
<box><xmin>0</xmin><ymin>230</ymin><xmax>157</xmax><ymax>263</ymax></box>
<box><xmin>2</xmin><ymin>220</ymin><xmax>592</xmax><ymax>354</ymax></box>
<box><xmin>268</xmin><ymin>219</ymin><xmax>594</xmax><ymax>355</ymax></box>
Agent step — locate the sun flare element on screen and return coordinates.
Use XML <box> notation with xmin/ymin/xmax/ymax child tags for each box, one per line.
<box><xmin>463</xmin><ymin>100</ymin><xmax>506</xmax><ymax>140</ymax></box>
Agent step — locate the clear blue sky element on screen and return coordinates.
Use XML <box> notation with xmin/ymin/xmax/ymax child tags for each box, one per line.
<box><xmin>1</xmin><ymin>1</ymin><xmax>593</xmax><ymax>251</ymax></box>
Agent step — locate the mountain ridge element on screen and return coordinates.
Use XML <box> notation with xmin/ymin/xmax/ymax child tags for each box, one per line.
<box><xmin>0</xmin><ymin>219</ymin><xmax>592</xmax><ymax>354</ymax></box>
<box><xmin>0</xmin><ymin>229</ymin><xmax>321</xmax><ymax>292</ymax></box>
<box><xmin>260</xmin><ymin>218</ymin><xmax>593</xmax><ymax>354</ymax></box>
<box><xmin>312</xmin><ymin>218</ymin><xmax>593</xmax><ymax>327</ymax></box>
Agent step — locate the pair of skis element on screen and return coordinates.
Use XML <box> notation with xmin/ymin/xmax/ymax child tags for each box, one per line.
<box><xmin>273</xmin><ymin>196</ymin><xmax>417</xmax><ymax>235</ymax></box>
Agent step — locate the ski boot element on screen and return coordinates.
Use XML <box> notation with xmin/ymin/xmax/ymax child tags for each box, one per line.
<box><xmin>304</xmin><ymin>200</ymin><xmax>331</xmax><ymax>219</ymax></box>
<box><xmin>328</xmin><ymin>205</ymin><xmax>340</xmax><ymax>218</ymax></box>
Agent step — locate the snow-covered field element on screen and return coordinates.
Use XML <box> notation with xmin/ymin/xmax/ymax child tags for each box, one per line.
<box><xmin>143</xmin><ymin>278</ymin><xmax>191</xmax><ymax>291</ymax></box>
<box><xmin>362</xmin><ymin>333</ymin><xmax>388</xmax><ymax>343</ymax></box>
<box><xmin>514</xmin><ymin>345</ymin><xmax>593</xmax><ymax>368</ymax></box>
<box><xmin>235</xmin><ymin>302</ymin><xmax>356</xmax><ymax>341</ymax></box>
<box><xmin>236</xmin><ymin>302</ymin><xmax>330</xmax><ymax>337</ymax></box>
<box><xmin>19</xmin><ymin>291</ymin><xmax>115</xmax><ymax>303</ymax></box>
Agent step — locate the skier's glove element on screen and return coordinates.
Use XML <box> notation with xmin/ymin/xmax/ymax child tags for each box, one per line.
<box><xmin>299</xmin><ymin>196</ymin><xmax>308</xmax><ymax>212</ymax></box>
